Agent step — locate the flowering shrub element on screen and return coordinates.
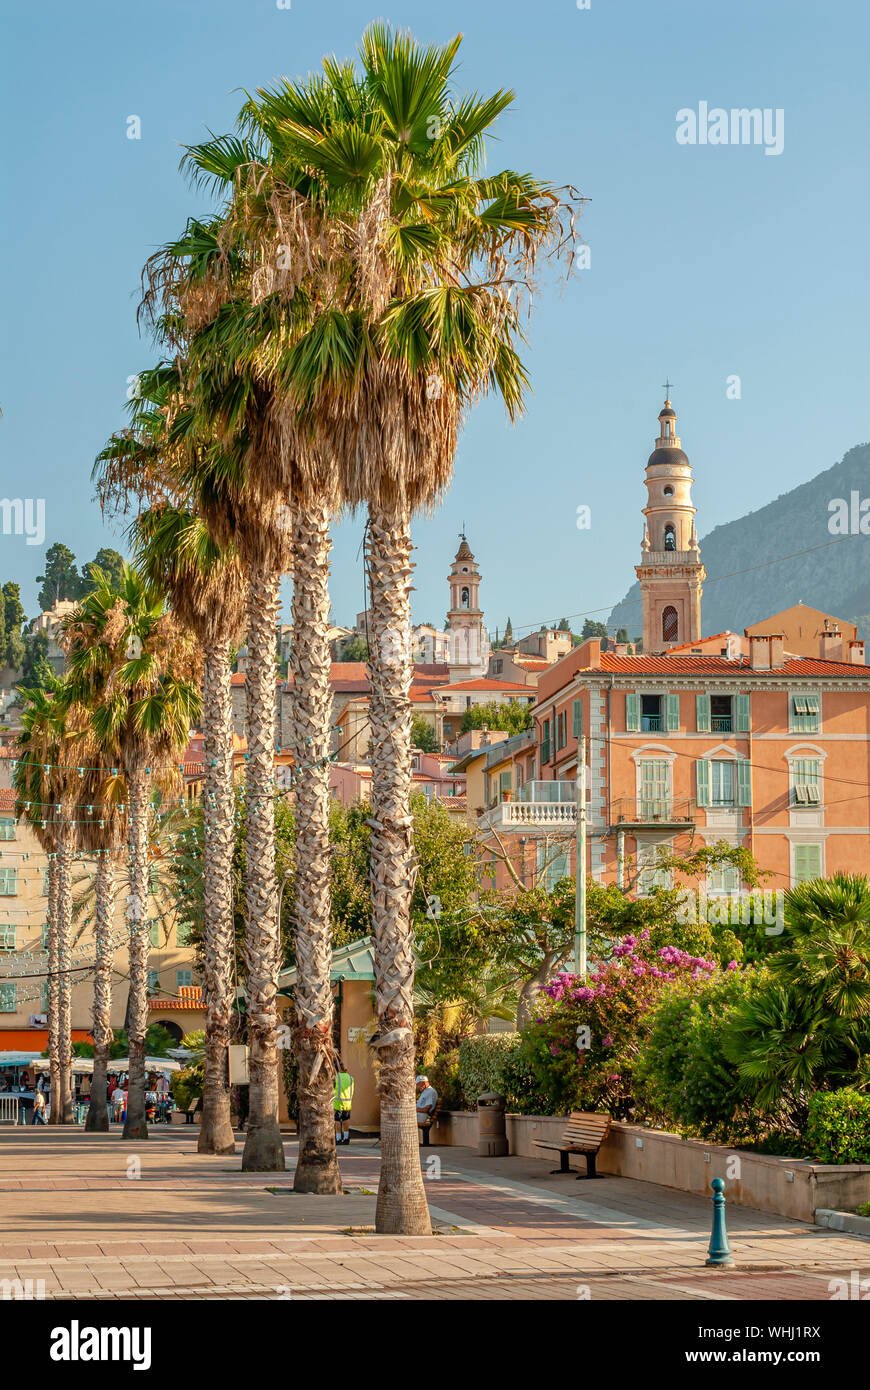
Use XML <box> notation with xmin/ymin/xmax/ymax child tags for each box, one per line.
<box><xmin>517</xmin><ymin>933</ymin><xmax>721</xmax><ymax>1116</ymax></box>
<box><xmin>633</xmin><ymin>968</ymin><xmax>761</xmax><ymax>1141</ymax></box>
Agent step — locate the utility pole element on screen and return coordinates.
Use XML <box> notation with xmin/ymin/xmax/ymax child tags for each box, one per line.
<box><xmin>573</xmin><ymin>735</ymin><xmax>587</xmax><ymax>977</ymax></box>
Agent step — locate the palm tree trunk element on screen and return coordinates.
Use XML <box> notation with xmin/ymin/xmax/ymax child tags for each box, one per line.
<box><xmin>46</xmin><ymin>855</ymin><xmax>61</xmax><ymax>1124</ymax></box>
<box><xmin>290</xmin><ymin>505</ymin><xmax>341</xmax><ymax>1194</ymax></box>
<box><xmin>123</xmin><ymin>764</ymin><xmax>150</xmax><ymax>1141</ymax></box>
<box><xmin>56</xmin><ymin>822</ymin><xmax>75</xmax><ymax>1124</ymax></box>
<box><xmin>241</xmin><ymin>564</ymin><xmax>285</xmax><ymax>1171</ymax></box>
<box><xmin>198</xmin><ymin>637</ymin><xmax>237</xmax><ymax>1156</ymax></box>
<box><xmin>366</xmin><ymin>501</ymin><xmax>431</xmax><ymax>1235</ymax></box>
<box><xmin>86</xmin><ymin>853</ymin><xmax>115</xmax><ymax>1132</ymax></box>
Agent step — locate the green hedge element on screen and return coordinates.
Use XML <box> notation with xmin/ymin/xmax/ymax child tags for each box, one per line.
<box><xmin>807</xmin><ymin>1089</ymin><xmax>870</xmax><ymax>1165</ymax></box>
<box><xmin>457</xmin><ymin>1033</ymin><xmax>551</xmax><ymax>1113</ymax></box>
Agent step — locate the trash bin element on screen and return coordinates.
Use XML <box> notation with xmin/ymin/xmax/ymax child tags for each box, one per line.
<box><xmin>477</xmin><ymin>1092</ymin><xmax>509</xmax><ymax>1157</ymax></box>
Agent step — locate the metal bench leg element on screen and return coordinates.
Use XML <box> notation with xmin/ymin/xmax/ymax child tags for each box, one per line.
<box><xmin>550</xmin><ymin>1150</ymin><xmax>571</xmax><ymax>1174</ymax></box>
<box><xmin>577</xmin><ymin>1151</ymin><xmax>603</xmax><ymax>1179</ymax></box>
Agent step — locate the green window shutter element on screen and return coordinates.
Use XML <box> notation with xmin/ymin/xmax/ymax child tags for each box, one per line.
<box><xmin>572</xmin><ymin>699</ymin><xmax>583</xmax><ymax>737</ymax></box>
<box><xmin>735</xmin><ymin>693</ymin><xmax>750</xmax><ymax>732</ymax></box>
<box><xmin>696</xmin><ymin>758</ymin><xmax>711</xmax><ymax>807</ymax></box>
<box><xmin>499</xmin><ymin>769</ymin><xmax>511</xmax><ymax>794</ymax></box>
<box><xmin>666</xmin><ymin>693</ymin><xmax>680</xmax><ymax>732</ymax></box>
<box><xmin>696</xmin><ymin>694</ymin><xmax>711</xmax><ymax>733</ymax></box>
<box><xmin>626</xmin><ymin>692</ymin><xmax>640</xmax><ymax>732</ymax></box>
<box><xmin>540</xmin><ymin>719</ymin><xmax>550</xmax><ymax>764</ymax></box>
<box><xmin>736</xmin><ymin>760</ymin><xmax>752</xmax><ymax>806</ymax></box>
<box><xmin>149</xmin><ymin>921</ymin><xmax>160</xmax><ymax>948</ymax></box>
<box><xmin>794</xmin><ymin>844</ymin><xmax>822</xmax><ymax>884</ymax></box>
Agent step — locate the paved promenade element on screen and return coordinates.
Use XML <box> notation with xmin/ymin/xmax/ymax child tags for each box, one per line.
<box><xmin>0</xmin><ymin>1127</ymin><xmax>867</xmax><ymax>1300</ymax></box>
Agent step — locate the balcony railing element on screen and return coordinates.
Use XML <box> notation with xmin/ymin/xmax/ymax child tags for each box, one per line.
<box><xmin>517</xmin><ymin>780</ymin><xmax>577</xmax><ymax>804</ymax></box>
<box><xmin>641</xmin><ymin>715</ymin><xmax>663</xmax><ymax>732</ymax></box>
<box><xmin>711</xmin><ymin>716</ymin><xmax>733</xmax><ymax>733</ymax></box>
<box><xmin>611</xmin><ymin>797</ymin><xmax>696</xmax><ymax>827</ymax></box>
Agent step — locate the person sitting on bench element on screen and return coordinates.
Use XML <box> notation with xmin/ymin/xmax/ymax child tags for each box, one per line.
<box><xmin>415</xmin><ymin>1075</ymin><xmax>438</xmax><ymax>1128</ymax></box>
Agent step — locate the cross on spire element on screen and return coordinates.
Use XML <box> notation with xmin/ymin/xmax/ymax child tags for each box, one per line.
<box><xmin>662</xmin><ymin>377</ymin><xmax>674</xmax><ymax>399</ymax></box>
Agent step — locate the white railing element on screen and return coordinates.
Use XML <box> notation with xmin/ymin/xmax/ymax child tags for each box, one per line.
<box><xmin>517</xmin><ymin>781</ymin><xmax>577</xmax><ymax>804</ymax></box>
<box><xmin>482</xmin><ymin>800</ymin><xmax>577</xmax><ymax>829</ymax></box>
<box><xmin>0</xmin><ymin>1095</ymin><xmax>20</xmax><ymax>1125</ymax></box>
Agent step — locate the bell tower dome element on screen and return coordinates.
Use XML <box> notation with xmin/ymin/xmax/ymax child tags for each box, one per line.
<box><xmin>635</xmin><ymin>389</ymin><xmax>705</xmax><ymax>653</ymax></box>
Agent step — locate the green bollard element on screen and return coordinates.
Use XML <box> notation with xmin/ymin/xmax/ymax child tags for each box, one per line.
<box><xmin>706</xmin><ymin>1177</ymin><xmax>734</xmax><ymax>1266</ymax></box>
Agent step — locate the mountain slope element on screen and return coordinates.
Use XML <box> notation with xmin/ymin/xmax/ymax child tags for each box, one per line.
<box><xmin>607</xmin><ymin>441</ymin><xmax>870</xmax><ymax>641</ymax></box>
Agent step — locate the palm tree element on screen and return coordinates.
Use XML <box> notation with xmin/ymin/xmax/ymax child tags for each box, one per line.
<box><xmin>63</xmin><ymin>565</ymin><xmax>201</xmax><ymax>1140</ymax></box>
<box><xmin>95</xmin><ymin>357</ymin><xmax>298</xmax><ymax>1173</ymax></box>
<box><xmin>72</xmin><ymin>743</ymin><xmax>126</xmax><ymax>1134</ymax></box>
<box><xmin>133</xmin><ymin>503</ymin><xmax>246</xmax><ymax>1156</ymax></box>
<box><xmin>13</xmin><ymin>687</ymin><xmax>77</xmax><ymax>1123</ymax></box>
<box><xmin>776</xmin><ymin>874</ymin><xmax>870</xmax><ymax>1022</ymax></box>
<box><xmin>190</xmin><ymin>24</ymin><xmax>579</xmax><ymax>1231</ymax></box>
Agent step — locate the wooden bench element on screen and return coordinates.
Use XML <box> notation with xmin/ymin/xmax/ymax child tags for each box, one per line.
<box><xmin>418</xmin><ymin>1097</ymin><xmax>442</xmax><ymax>1147</ymax></box>
<box><xmin>533</xmin><ymin>1111</ymin><xmax>611</xmax><ymax>1178</ymax></box>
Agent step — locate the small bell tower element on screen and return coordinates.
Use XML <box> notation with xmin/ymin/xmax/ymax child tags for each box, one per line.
<box><xmin>636</xmin><ymin>388</ymin><xmax>705</xmax><ymax>652</ymax></box>
<box><xmin>445</xmin><ymin>532</ymin><xmax>490</xmax><ymax>679</ymax></box>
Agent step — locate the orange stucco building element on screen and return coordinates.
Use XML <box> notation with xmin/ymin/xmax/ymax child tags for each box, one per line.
<box><xmin>473</xmin><ymin>394</ymin><xmax>870</xmax><ymax>898</ymax></box>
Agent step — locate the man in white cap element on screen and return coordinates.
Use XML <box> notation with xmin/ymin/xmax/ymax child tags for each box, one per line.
<box><xmin>415</xmin><ymin>1074</ymin><xmax>438</xmax><ymax>1128</ymax></box>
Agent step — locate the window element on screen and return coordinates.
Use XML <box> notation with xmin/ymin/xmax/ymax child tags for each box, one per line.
<box><xmin>697</xmin><ymin>758</ymin><xmax>750</xmax><ymax>808</ymax></box>
<box><xmin>42</xmin><ymin>922</ymin><xmax>50</xmax><ymax>949</ymax></box>
<box><xmin>793</xmin><ymin>844</ymin><xmax>822</xmax><ymax>884</ymax></box>
<box><xmin>572</xmin><ymin>699</ymin><xmax>583</xmax><ymax>737</ymax></box>
<box><xmin>149</xmin><ymin>921</ymin><xmax>160</xmax><ymax>948</ymax></box>
<box><xmin>461</xmin><ymin>587</ymin><xmax>469</xmax><ymax>610</ymax></box>
<box><xmin>639</xmin><ymin>760</ymin><xmax>670</xmax><ymax>817</ymax></box>
<box><xmin>176</xmin><ymin>921</ymin><xmax>193</xmax><ymax>947</ymax></box>
<box><xmin>555</xmin><ymin>710</ymin><xmax>567</xmax><ymax>750</ymax></box>
<box><xmin>0</xmin><ymin>819</ymin><xmax>15</xmax><ymax>841</ymax></box>
<box><xmin>663</xmin><ymin>485</ymin><xmax>674</xmax><ymax>497</ymax></box>
<box><xmin>791</xmin><ymin>758</ymin><xmax>821</xmax><ymax>805</ymax></box>
<box><xmin>498</xmin><ymin>770</ymin><xmax>511</xmax><ymax>801</ymax></box>
<box><xmin>176</xmin><ymin>970</ymin><xmax>193</xmax><ymax>990</ymax></box>
<box><xmin>147</xmin><ymin>969</ymin><xmax>159</xmax><ymax>994</ymax></box>
<box><xmin>638</xmin><ymin>846</ymin><xmax>672</xmax><ymax>895</ymax></box>
<box><xmin>664</xmin><ymin>525</ymin><xmax>676</xmax><ymax>552</ymax></box>
<box><xmin>0</xmin><ymin>925</ymin><xmax>16</xmax><ymax>950</ymax></box>
<box><xmin>709</xmin><ymin>862</ymin><xmax>742</xmax><ymax>895</ymax></box>
<box><xmin>42</xmin><ymin>869</ymin><xmax>50</xmax><ymax>897</ymax></box>
<box><xmin>540</xmin><ymin>719</ymin><xmax>551</xmax><ymax>765</ymax></box>
<box><xmin>641</xmin><ymin>694</ymin><xmax>663</xmax><ymax>732</ymax></box>
<box><xmin>711</xmin><ymin>761</ymin><xmax>735</xmax><ymax>806</ymax></box>
<box><xmin>711</xmin><ymin>694</ymin><xmax>733</xmax><ymax>733</ymax></box>
<box><xmin>662</xmin><ymin>606</ymin><xmax>679</xmax><ymax>641</ymax></box>
<box><xmin>537</xmin><ymin>843</ymin><xmax>570</xmax><ymax>892</ymax></box>
<box><xmin>790</xmin><ymin>693</ymin><xmax>821</xmax><ymax>734</ymax></box>
<box><xmin>0</xmin><ymin>869</ymin><xmax>17</xmax><ymax>896</ymax></box>
<box><xmin>0</xmin><ymin>982</ymin><xmax>15</xmax><ymax>1012</ymax></box>
<box><xmin>493</xmin><ymin>659</ymin><xmax>503</xmax><ymax>674</ymax></box>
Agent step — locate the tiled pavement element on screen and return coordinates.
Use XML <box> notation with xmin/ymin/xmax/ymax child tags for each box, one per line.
<box><xmin>0</xmin><ymin>1127</ymin><xmax>867</xmax><ymax>1300</ymax></box>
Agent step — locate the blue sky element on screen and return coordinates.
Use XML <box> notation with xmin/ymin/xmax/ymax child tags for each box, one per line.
<box><xmin>2</xmin><ymin>0</ymin><xmax>867</xmax><ymax>638</ymax></box>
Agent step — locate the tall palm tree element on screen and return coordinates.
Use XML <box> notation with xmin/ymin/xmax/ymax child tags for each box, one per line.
<box><xmin>186</xmin><ymin>24</ymin><xmax>578</xmax><ymax>1231</ymax></box>
<box><xmin>63</xmin><ymin>565</ymin><xmax>201</xmax><ymax>1140</ymax></box>
<box><xmin>96</xmin><ymin>356</ymin><xmax>299</xmax><ymax>1173</ymax></box>
<box><xmin>133</xmin><ymin>502</ymin><xmax>246</xmax><ymax>1155</ymax></box>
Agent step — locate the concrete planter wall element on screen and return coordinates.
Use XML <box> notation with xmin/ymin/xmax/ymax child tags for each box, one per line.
<box><xmin>431</xmin><ymin>1111</ymin><xmax>870</xmax><ymax>1223</ymax></box>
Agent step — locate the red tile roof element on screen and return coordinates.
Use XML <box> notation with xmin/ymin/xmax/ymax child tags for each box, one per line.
<box><xmin>586</xmin><ymin>654</ymin><xmax>870</xmax><ymax>677</ymax></box>
<box><xmin>0</xmin><ymin>791</ymin><xmax>16</xmax><ymax>813</ymax></box>
<box><xmin>436</xmin><ymin>678</ymin><xmax>533</xmax><ymax>693</ymax></box>
<box><xmin>148</xmin><ymin>986</ymin><xmax>204</xmax><ymax>1012</ymax></box>
<box><xmin>665</xmin><ymin>632</ymin><xmax>740</xmax><ymax>652</ymax></box>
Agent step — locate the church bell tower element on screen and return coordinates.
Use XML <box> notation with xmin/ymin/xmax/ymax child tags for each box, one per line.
<box><xmin>636</xmin><ymin>389</ymin><xmax>705</xmax><ymax>653</ymax></box>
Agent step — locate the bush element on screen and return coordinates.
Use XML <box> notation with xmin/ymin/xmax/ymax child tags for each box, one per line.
<box><xmin>516</xmin><ymin>933</ymin><xmax>720</xmax><ymax>1119</ymax></box>
<box><xmin>457</xmin><ymin>1033</ymin><xmax>551</xmax><ymax>1113</ymax></box>
<box><xmin>807</xmin><ymin>1089</ymin><xmax>870</xmax><ymax>1164</ymax></box>
<box><xmin>428</xmin><ymin>1051</ymin><xmax>463</xmax><ymax>1110</ymax></box>
<box><xmin>634</xmin><ymin>969</ymin><xmax>760</xmax><ymax>1142</ymax></box>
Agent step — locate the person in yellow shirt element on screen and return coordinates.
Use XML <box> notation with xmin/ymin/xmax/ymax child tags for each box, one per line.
<box><xmin>333</xmin><ymin>1063</ymin><xmax>354</xmax><ymax>1145</ymax></box>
